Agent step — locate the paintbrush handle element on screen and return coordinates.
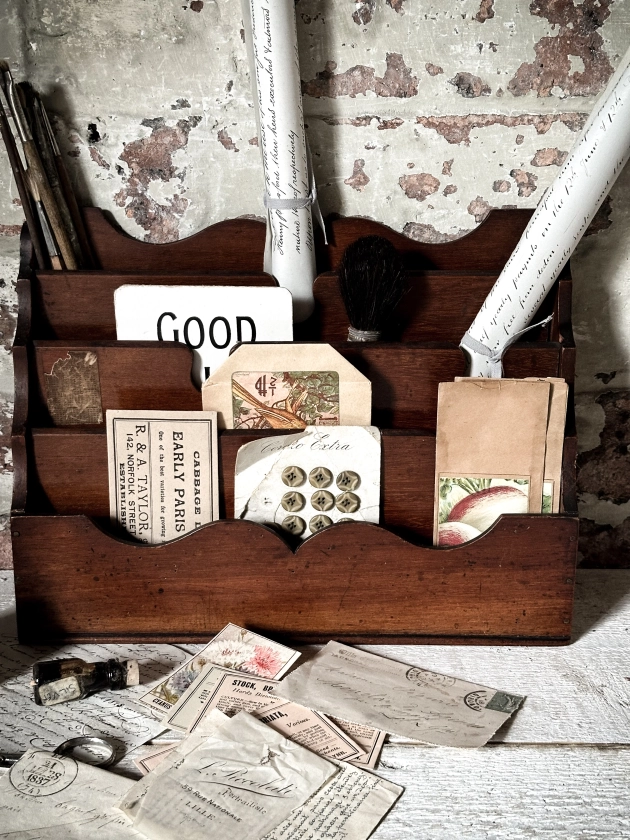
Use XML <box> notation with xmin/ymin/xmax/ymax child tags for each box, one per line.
<box><xmin>39</xmin><ymin>101</ymin><xmax>95</xmax><ymax>267</ymax></box>
<box><xmin>30</xmin><ymin>97</ymin><xmax>84</xmax><ymax>267</ymax></box>
<box><xmin>0</xmin><ymin>103</ymin><xmax>47</xmax><ymax>268</ymax></box>
<box><xmin>23</xmin><ymin>139</ymin><xmax>77</xmax><ymax>269</ymax></box>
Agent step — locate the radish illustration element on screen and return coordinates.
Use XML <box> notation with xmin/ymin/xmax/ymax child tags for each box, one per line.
<box><xmin>438</xmin><ymin>521</ymin><xmax>482</xmax><ymax>546</ymax></box>
<box><xmin>448</xmin><ymin>485</ymin><xmax>528</xmax><ymax>533</ymax></box>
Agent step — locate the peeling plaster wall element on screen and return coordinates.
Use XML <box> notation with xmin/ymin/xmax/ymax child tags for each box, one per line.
<box><xmin>1</xmin><ymin>0</ymin><xmax>630</xmax><ymax>565</ymax></box>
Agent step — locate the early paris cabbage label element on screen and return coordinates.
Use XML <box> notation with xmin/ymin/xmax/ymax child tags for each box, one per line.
<box><xmin>106</xmin><ymin>410</ymin><xmax>219</xmax><ymax>545</ymax></box>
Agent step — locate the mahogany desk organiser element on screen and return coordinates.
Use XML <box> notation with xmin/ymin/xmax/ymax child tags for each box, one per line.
<box><xmin>11</xmin><ymin>208</ymin><xmax>578</xmax><ymax>645</ymax></box>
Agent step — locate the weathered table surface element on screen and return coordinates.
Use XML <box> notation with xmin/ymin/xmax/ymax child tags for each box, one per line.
<box><xmin>1</xmin><ymin>568</ymin><xmax>629</xmax><ymax>839</ymax></box>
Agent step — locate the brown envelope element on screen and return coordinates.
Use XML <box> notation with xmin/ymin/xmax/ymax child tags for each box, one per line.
<box><xmin>454</xmin><ymin>377</ymin><xmax>569</xmax><ymax>514</ymax></box>
<box><xmin>525</xmin><ymin>377</ymin><xmax>569</xmax><ymax>514</ymax></box>
<box><xmin>434</xmin><ymin>379</ymin><xmax>551</xmax><ymax>546</ymax></box>
<box><xmin>201</xmin><ymin>342</ymin><xmax>372</xmax><ymax>429</ymax></box>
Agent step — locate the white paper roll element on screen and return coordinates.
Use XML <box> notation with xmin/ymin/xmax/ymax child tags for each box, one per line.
<box><xmin>246</xmin><ymin>0</ymin><xmax>319</xmax><ymax>322</ymax></box>
<box><xmin>461</xmin><ymin>45</ymin><xmax>630</xmax><ymax>377</ymax></box>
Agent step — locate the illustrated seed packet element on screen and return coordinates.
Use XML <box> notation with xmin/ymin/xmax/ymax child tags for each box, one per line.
<box><xmin>433</xmin><ymin>379</ymin><xmax>551</xmax><ymax>546</ymax></box>
<box><xmin>139</xmin><ymin>622</ymin><xmax>300</xmax><ymax>714</ymax></box>
<box><xmin>106</xmin><ymin>409</ymin><xmax>218</xmax><ymax>545</ymax></box>
<box><xmin>202</xmin><ymin>343</ymin><xmax>372</xmax><ymax>428</ymax></box>
<box><xmin>232</xmin><ymin>371</ymin><xmax>340</xmax><ymax>429</ymax></box>
<box><xmin>437</xmin><ymin>476</ymin><xmax>530</xmax><ymax>546</ymax></box>
<box><xmin>115</xmin><ymin>284</ymin><xmax>293</xmax><ymax>385</ymax></box>
<box><xmin>234</xmin><ymin>426</ymin><xmax>381</xmax><ymax>540</ymax></box>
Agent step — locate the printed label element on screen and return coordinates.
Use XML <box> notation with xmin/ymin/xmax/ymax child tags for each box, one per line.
<box><xmin>37</xmin><ymin>677</ymin><xmax>82</xmax><ymax>706</ymax></box>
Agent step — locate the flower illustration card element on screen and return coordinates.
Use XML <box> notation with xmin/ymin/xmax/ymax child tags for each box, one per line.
<box><xmin>234</xmin><ymin>426</ymin><xmax>381</xmax><ymax>540</ymax></box>
<box><xmin>232</xmin><ymin>370</ymin><xmax>340</xmax><ymax>429</ymax></box>
<box><xmin>139</xmin><ymin>623</ymin><xmax>300</xmax><ymax>714</ymax></box>
<box><xmin>433</xmin><ymin>379</ymin><xmax>551</xmax><ymax>546</ymax></box>
<box><xmin>201</xmin><ymin>343</ymin><xmax>371</xmax><ymax>428</ymax></box>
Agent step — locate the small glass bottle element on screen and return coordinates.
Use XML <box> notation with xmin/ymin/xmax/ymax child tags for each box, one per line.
<box><xmin>32</xmin><ymin>657</ymin><xmax>139</xmax><ymax>706</ymax></box>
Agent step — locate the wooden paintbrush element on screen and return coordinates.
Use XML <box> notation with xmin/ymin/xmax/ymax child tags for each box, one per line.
<box><xmin>338</xmin><ymin>235</ymin><xmax>407</xmax><ymax>341</ymax></box>
<box><xmin>0</xmin><ymin>60</ymin><xmax>77</xmax><ymax>270</ymax></box>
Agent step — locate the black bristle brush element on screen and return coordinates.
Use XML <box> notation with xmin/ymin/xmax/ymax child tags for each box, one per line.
<box><xmin>338</xmin><ymin>235</ymin><xmax>408</xmax><ymax>341</ymax></box>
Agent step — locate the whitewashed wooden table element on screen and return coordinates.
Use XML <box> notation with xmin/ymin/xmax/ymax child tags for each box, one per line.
<box><xmin>1</xmin><ymin>568</ymin><xmax>629</xmax><ymax>839</ymax></box>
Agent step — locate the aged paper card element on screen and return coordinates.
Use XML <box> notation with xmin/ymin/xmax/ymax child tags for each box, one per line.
<box><xmin>329</xmin><ymin>717</ymin><xmax>386</xmax><ymax>769</ymax></box>
<box><xmin>140</xmin><ymin>623</ymin><xmax>300</xmax><ymax>714</ymax></box>
<box><xmin>434</xmin><ymin>379</ymin><xmax>551</xmax><ymax>546</ymax></box>
<box><xmin>0</xmin><ymin>749</ymin><xmax>140</xmax><ymax>838</ymax></box>
<box><xmin>277</xmin><ymin>641</ymin><xmax>524</xmax><ymax>747</ymax></box>
<box><xmin>253</xmin><ymin>701</ymin><xmax>365</xmax><ymax>762</ymax></box>
<box><xmin>263</xmin><ymin>758</ymin><xmax>402</xmax><ymax>840</ymax></box>
<box><xmin>121</xmin><ymin>711</ymin><xmax>336</xmax><ymax>840</ymax></box>
<box><xmin>201</xmin><ymin>343</ymin><xmax>371</xmax><ymax>428</ymax></box>
<box><xmin>107</xmin><ymin>409</ymin><xmax>218</xmax><ymax>544</ymax></box>
<box><xmin>164</xmin><ymin>665</ymin><xmax>280</xmax><ymax>732</ymax></box>
<box><xmin>234</xmin><ymin>426</ymin><xmax>381</xmax><ymax>539</ymax></box>
<box><xmin>115</xmin><ymin>285</ymin><xmax>293</xmax><ymax>385</ymax></box>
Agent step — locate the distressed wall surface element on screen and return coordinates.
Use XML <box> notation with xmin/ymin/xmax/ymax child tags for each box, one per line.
<box><xmin>0</xmin><ymin>0</ymin><xmax>629</xmax><ymax>565</ymax></box>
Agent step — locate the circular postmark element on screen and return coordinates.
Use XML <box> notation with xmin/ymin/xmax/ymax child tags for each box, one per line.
<box><xmin>406</xmin><ymin>667</ymin><xmax>456</xmax><ymax>689</ymax></box>
<box><xmin>463</xmin><ymin>690</ymin><xmax>492</xmax><ymax>712</ymax></box>
<box><xmin>10</xmin><ymin>750</ymin><xmax>78</xmax><ymax>797</ymax></box>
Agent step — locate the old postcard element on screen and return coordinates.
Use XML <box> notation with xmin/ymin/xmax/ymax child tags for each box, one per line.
<box><xmin>253</xmin><ymin>700</ymin><xmax>364</xmax><ymax>762</ymax></box>
<box><xmin>107</xmin><ymin>409</ymin><xmax>219</xmax><ymax>545</ymax></box>
<box><xmin>120</xmin><ymin>710</ymin><xmax>336</xmax><ymax>840</ymax></box>
<box><xmin>0</xmin><ymin>749</ymin><xmax>140</xmax><ymax>838</ymax></box>
<box><xmin>115</xmin><ymin>285</ymin><xmax>293</xmax><ymax>385</ymax></box>
<box><xmin>329</xmin><ymin>717</ymin><xmax>386</xmax><ymax>769</ymax></box>
<box><xmin>234</xmin><ymin>426</ymin><xmax>381</xmax><ymax>539</ymax></box>
<box><xmin>140</xmin><ymin>623</ymin><xmax>300</xmax><ymax>714</ymax></box>
<box><xmin>163</xmin><ymin>665</ymin><xmax>281</xmax><ymax>732</ymax></box>
<box><xmin>201</xmin><ymin>343</ymin><xmax>371</xmax><ymax>428</ymax></box>
<box><xmin>277</xmin><ymin>641</ymin><xmax>524</xmax><ymax>748</ymax></box>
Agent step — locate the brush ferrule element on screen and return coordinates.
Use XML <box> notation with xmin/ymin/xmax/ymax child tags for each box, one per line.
<box><xmin>348</xmin><ymin>326</ymin><xmax>381</xmax><ymax>342</ymax></box>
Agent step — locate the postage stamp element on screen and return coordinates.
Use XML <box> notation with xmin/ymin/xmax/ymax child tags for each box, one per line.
<box><xmin>232</xmin><ymin>371</ymin><xmax>340</xmax><ymax>429</ymax></box>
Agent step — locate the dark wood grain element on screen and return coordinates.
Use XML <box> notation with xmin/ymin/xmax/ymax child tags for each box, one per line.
<box><xmin>85</xmin><ymin>209</ymin><xmax>268</xmax><ymax>272</ymax></box>
<box><xmin>298</xmin><ymin>270</ymin><xmax>556</xmax><ymax>345</ymax></box>
<box><xmin>317</xmin><ymin>210</ymin><xmax>535</xmax><ymax>272</ymax></box>
<box><xmin>31</xmin><ymin>271</ymin><xmax>277</xmax><ymax>341</ymax></box>
<box><xmin>27</xmin><ymin>341</ymin><xmax>563</xmax><ymax>430</ymax></box>
<box><xmin>12</xmin><ymin>515</ymin><xmax>577</xmax><ymax>644</ymax></box>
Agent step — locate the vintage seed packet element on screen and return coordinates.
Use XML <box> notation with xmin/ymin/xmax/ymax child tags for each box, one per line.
<box><xmin>232</xmin><ymin>370</ymin><xmax>340</xmax><ymax>429</ymax></box>
<box><xmin>106</xmin><ymin>409</ymin><xmax>218</xmax><ymax>545</ymax></box>
<box><xmin>202</xmin><ymin>343</ymin><xmax>372</xmax><ymax>428</ymax></box>
<box><xmin>253</xmin><ymin>700</ymin><xmax>365</xmax><ymax>762</ymax></box>
<box><xmin>140</xmin><ymin>622</ymin><xmax>300</xmax><ymax>714</ymax></box>
<box><xmin>433</xmin><ymin>379</ymin><xmax>551</xmax><ymax>546</ymax></box>
<box><xmin>114</xmin><ymin>285</ymin><xmax>293</xmax><ymax>385</ymax></box>
<box><xmin>163</xmin><ymin>665</ymin><xmax>281</xmax><ymax>732</ymax></box>
<box><xmin>234</xmin><ymin>426</ymin><xmax>381</xmax><ymax>539</ymax></box>
<box><xmin>329</xmin><ymin>717</ymin><xmax>387</xmax><ymax>769</ymax></box>
<box><xmin>277</xmin><ymin>641</ymin><xmax>525</xmax><ymax>748</ymax></box>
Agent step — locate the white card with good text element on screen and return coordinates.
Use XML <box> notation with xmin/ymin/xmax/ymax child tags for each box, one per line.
<box><xmin>115</xmin><ymin>285</ymin><xmax>293</xmax><ymax>385</ymax></box>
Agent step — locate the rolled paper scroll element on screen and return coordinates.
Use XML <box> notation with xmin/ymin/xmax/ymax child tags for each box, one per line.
<box><xmin>461</xmin><ymin>45</ymin><xmax>630</xmax><ymax>377</ymax></box>
<box><xmin>245</xmin><ymin>0</ymin><xmax>324</xmax><ymax>322</ymax></box>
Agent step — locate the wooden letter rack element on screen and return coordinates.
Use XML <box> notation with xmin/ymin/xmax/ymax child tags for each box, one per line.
<box><xmin>11</xmin><ymin>209</ymin><xmax>578</xmax><ymax>645</ymax></box>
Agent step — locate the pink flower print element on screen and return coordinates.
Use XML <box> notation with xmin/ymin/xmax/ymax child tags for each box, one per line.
<box><xmin>242</xmin><ymin>645</ymin><xmax>283</xmax><ymax>678</ymax></box>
